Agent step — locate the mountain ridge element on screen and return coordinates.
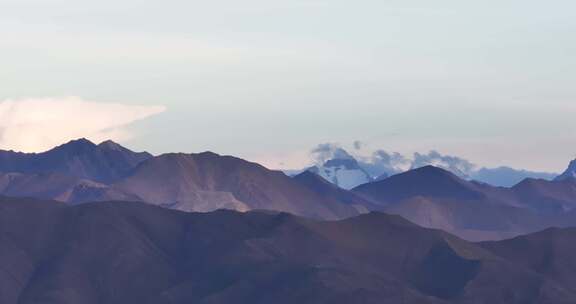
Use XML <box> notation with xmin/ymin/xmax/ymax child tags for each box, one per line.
<box><xmin>1</xmin><ymin>197</ymin><xmax>575</xmax><ymax>304</ymax></box>
<box><xmin>0</xmin><ymin>139</ymin><xmax>575</xmax><ymax>241</ymax></box>
<box><xmin>353</xmin><ymin>165</ymin><xmax>576</xmax><ymax>240</ymax></box>
<box><xmin>109</xmin><ymin>152</ymin><xmax>366</xmax><ymax>219</ymax></box>
<box><xmin>0</xmin><ymin>138</ymin><xmax>152</xmax><ymax>183</ymax></box>
<box><xmin>555</xmin><ymin>159</ymin><xmax>576</xmax><ymax>181</ymax></box>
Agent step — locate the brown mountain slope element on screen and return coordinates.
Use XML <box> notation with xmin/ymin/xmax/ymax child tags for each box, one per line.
<box><xmin>111</xmin><ymin>152</ymin><xmax>365</xmax><ymax>219</ymax></box>
<box><xmin>511</xmin><ymin>178</ymin><xmax>576</xmax><ymax>213</ymax></box>
<box><xmin>353</xmin><ymin>166</ymin><xmax>576</xmax><ymax>241</ymax></box>
<box><xmin>292</xmin><ymin>171</ymin><xmax>379</xmax><ymax>210</ymax></box>
<box><xmin>353</xmin><ymin>166</ymin><xmax>487</xmax><ymax>204</ymax></box>
<box><xmin>382</xmin><ymin>196</ymin><xmax>552</xmax><ymax>241</ymax></box>
<box><xmin>481</xmin><ymin>227</ymin><xmax>576</xmax><ymax>293</ymax></box>
<box><xmin>0</xmin><ymin>171</ymin><xmax>140</xmax><ymax>204</ymax></box>
<box><xmin>0</xmin><ymin>197</ymin><xmax>574</xmax><ymax>304</ymax></box>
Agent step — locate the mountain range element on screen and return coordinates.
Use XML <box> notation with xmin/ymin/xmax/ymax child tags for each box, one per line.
<box><xmin>2</xmin><ymin>197</ymin><xmax>576</xmax><ymax>304</ymax></box>
<box><xmin>301</xmin><ymin>145</ymin><xmax>557</xmax><ymax>188</ymax></box>
<box><xmin>0</xmin><ymin>138</ymin><xmax>576</xmax><ymax>241</ymax></box>
<box><xmin>0</xmin><ymin>138</ymin><xmax>151</xmax><ymax>183</ymax></box>
<box><xmin>2</xmin><ymin>139</ymin><xmax>576</xmax><ymax>303</ymax></box>
<box><xmin>0</xmin><ymin>139</ymin><xmax>366</xmax><ymax>220</ymax></box>
<box><xmin>352</xmin><ymin>166</ymin><xmax>576</xmax><ymax>240</ymax></box>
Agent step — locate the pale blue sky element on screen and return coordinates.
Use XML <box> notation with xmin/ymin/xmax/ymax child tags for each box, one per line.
<box><xmin>1</xmin><ymin>0</ymin><xmax>575</xmax><ymax>171</ymax></box>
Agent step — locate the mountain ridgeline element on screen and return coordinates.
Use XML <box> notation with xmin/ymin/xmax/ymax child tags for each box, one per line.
<box><xmin>2</xmin><ymin>197</ymin><xmax>576</xmax><ymax>304</ymax></box>
<box><xmin>352</xmin><ymin>166</ymin><xmax>576</xmax><ymax>240</ymax></box>
<box><xmin>0</xmin><ymin>138</ymin><xmax>152</xmax><ymax>183</ymax></box>
<box><xmin>302</xmin><ymin>147</ymin><xmax>557</xmax><ymax>188</ymax></box>
<box><xmin>2</xmin><ymin>139</ymin><xmax>576</xmax><ymax>303</ymax></box>
<box><xmin>0</xmin><ymin>139</ymin><xmax>367</xmax><ymax>220</ymax></box>
<box><xmin>0</xmin><ymin>139</ymin><xmax>576</xmax><ymax>241</ymax></box>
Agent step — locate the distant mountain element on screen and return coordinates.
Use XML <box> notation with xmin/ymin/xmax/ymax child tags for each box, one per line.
<box><xmin>110</xmin><ymin>152</ymin><xmax>365</xmax><ymax>219</ymax></box>
<box><xmin>0</xmin><ymin>138</ymin><xmax>574</xmax><ymax>242</ymax></box>
<box><xmin>0</xmin><ymin>140</ymin><xmax>366</xmax><ymax>219</ymax></box>
<box><xmin>0</xmin><ymin>138</ymin><xmax>152</xmax><ymax>183</ymax></box>
<box><xmin>511</xmin><ymin>178</ymin><xmax>576</xmax><ymax>213</ymax></box>
<box><xmin>307</xmin><ymin>158</ymin><xmax>373</xmax><ymax>190</ymax></box>
<box><xmin>354</xmin><ymin>166</ymin><xmax>485</xmax><ymax>203</ymax></box>
<box><xmin>292</xmin><ymin>171</ymin><xmax>378</xmax><ymax>211</ymax></box>
<box><xmin>555</xmin><ymin>159</ymin><xmax>576</xmax><ymax>181</ymax></box>
<box><xmin>353</xmin><ymin>166</ymin><xmax>576</xmax><ymax>241</ymax></box>
<box><xmin>2</xmin><ymin>197</ymin><xmax>576</xmax><ymax>304</ymax></box>
<box><xmin>302</xmin><ymin>145</ymin><xmax>557</xmax><ymax>188</ymax></box>
<box><xmin>471</xmin><ymin>166</ymin><xmax>556</xmax><ymax>187</ymax></box>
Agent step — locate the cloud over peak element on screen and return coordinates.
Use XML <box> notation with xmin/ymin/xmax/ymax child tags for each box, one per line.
<box><xmin>311</xmin><ymin>143</ymin><xmax>355</xmax><ymax>165</ymax></box>
<box><xmin>308</xmin><ymin>142</ymin><xmax>479</xmax><ymax>179</ymax></box>
<box><xmin>0</xmin><ymin>97</ymin><xmax>165</xmax><ymax>152</ymax></box>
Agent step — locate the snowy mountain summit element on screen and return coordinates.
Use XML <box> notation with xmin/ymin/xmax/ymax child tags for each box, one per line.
<box><xmin>307</xmin><ymin>157</ymin><xmax>373</xmax><ymax>190</ymax></box>
<box><xmin>302</xmin><ymin>143</ymin><xmax>558</xmax><ymax>189</ymax></box>
<box><xmin>555</xmin><ymin>159</ymin><xmax>576</xmax><ymax>181</ymax></box>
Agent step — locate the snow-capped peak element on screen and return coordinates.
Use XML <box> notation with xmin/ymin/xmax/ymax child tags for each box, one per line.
<box><xmin>555</xmin><ymin>159</ymin><xmax>576</xmax><ymax>181</ymax></box>
<box><xmin>307</xmin><ymin>157</ymin><xmax>373</xmax><ymax>190</ymax></box>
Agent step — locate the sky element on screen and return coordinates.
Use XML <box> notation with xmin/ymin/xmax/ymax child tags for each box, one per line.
<box><xmin>1</xmin><ymin>0</ymin><xmax>575</xmax><ymax>172</ymax></box>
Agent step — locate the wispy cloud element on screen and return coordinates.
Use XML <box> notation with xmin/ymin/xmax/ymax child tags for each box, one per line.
<box><xmin>307</xmin><ymin>142</ymin><xmax>478</xmax><ymax>178</ymax></box>
<box><xmin>310</xmin><ymin>143</ymin><xmax>355</xmax><ymax>165</ymax></box>
<box><xmin>0</xmin><ymin>97</ymin><xmax>165</xmax><ymax>152</ymax></box>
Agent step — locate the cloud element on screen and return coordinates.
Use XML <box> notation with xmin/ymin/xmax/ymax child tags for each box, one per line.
<box><xmin>411</xmin><ymin>150</ymin><xmax>477</xmax><ymax>178</ymax></box>
<box><xmin>310</xmin><ymin>143</ymin><xmax>354</xmax><ymax>165</ymax></box>
<box><xmin>369</xmin><ymin>150</ymin><xmax>412</xmax><ymax>174</ymax></box>
<box><xmin>0</xmin><ymin>97</ymin><xmax>165</xmax><ymax>152</ymax></box>
<box><xmin>306</xmin><ymin>143</ymin><xmax>479</xmax><ymax>179</ymax></box>
<box><xmin>363</xmin><ymin>149</ymin><xmax>477</xmax><ymax>178</ymax></box>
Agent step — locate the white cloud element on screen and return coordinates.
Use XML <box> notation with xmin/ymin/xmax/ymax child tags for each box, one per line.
<box><xmin>0</xmin><ymin>97</ymin><xmax>165</xmax><ymax>152</ymax></box>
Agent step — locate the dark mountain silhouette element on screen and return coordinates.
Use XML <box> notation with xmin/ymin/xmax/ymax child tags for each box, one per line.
<box><xmin>0</xmin><ymin>138</ymin><xmax>152</xmax><ymax>183</ymax></box>
<box><xmin>1</xmin><ymin>197</ymin><xmax>575</xmax><ymax>304</ymax></box>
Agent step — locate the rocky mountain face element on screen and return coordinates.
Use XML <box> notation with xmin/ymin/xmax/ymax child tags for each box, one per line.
<box><xmin>1</xmin><ymin>197</ymin><xmax>576</xmax><ymax>304</ymax></box>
